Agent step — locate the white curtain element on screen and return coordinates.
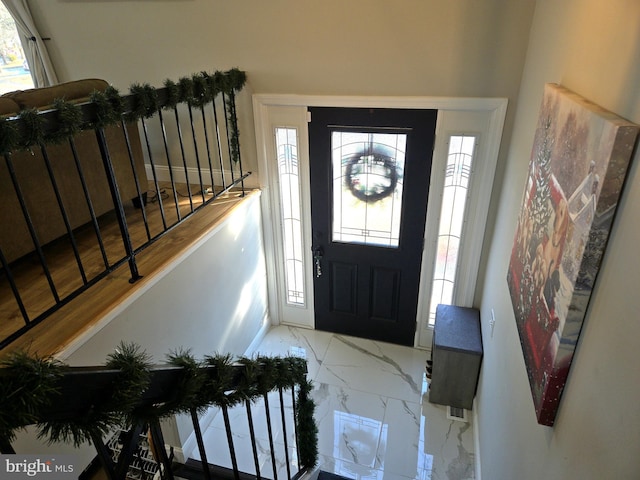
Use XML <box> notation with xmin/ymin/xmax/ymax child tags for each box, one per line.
<box><xmin>1</xmin><ymin>0</ymin><xmax>58</xmax><ymax>87</ymax></box>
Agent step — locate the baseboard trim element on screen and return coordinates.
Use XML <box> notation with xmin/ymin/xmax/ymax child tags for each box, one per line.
<box><xmin>144</xmin><ymin>164</ymin><xmax>229</xmax><ymax>186</ymax></box>
<box><xmin>243</xmin><ymin>312</ymin><xmax>272</xmax><ymax>356</ymax></box>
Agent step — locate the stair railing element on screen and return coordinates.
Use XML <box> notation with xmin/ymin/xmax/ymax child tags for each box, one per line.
<box><xmin>0</xmin><ymin>351</ymin><xmax>317</xmax><ymax>480</ymax></box>
<box><xmin>0</xmin><ymin>70</ymin><xmax>251</xmax><ymax>350</ymax></box>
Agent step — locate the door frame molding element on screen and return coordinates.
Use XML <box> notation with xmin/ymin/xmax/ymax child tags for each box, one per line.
<box><xmin>253</xmin><ymin>94</ymin><xmax>507</xmax><ymax>347</ymax></box>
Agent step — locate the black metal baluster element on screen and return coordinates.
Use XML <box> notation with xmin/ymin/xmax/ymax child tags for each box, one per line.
<box><xmin>68</xmin><ymin>137</ymin><xmax>109</xmax><ymax>270</ymax></box>
<box><xmin>121</xmin><ymin>118</ymin><xmax>152</xmax><ymax>241</ymax></box>
<box><xmin>89</xmin><ymin>431</ymin><xmax>118</xmax><ymax>480</ymax></box>
<box><xmin>40</xmin><ymin>143</ymin><xmax>87</xmax><ymax>284</ymax></box>
<box><xmin>211</xmin><ymin>97</ymin><xmax>227</xmax><ymax>190</ymax></box>
<box><xmin>173</xmin><ymin>107</ymin><xmax>194</xmax><ymax>212</ymax></box>
<box><xmin>200</xmin><ymin>107</ymin><xmax>216</xmax><ymax>197</ymax></box>
<box><xmin>279</xmin><ymin>387</ymin><xmax>292</xmax><ymax>480</ymax></box>
<box><xmin>187</xmin><ymin>105</ymin><xmax>206</xmax><ymax>204</ymax></box>
<box><xmin>149</xmin><ymin>419</ymin><xmax>175</xmax><ymax>480</ymax></box>
<box><xmin>158</xmin><ymin>109</ymin><xmax>181</xmax><ymax>222</ymax></box>
<box><xmin>222</xmin><ymin>404</ymin><xmax>240</xmax><ymax>480</ymax></box>
<box><xmin>190</xmin><ymin>408</ymin><xmax>212</xmax><ymax>480</ymax></box>
<box><xmin>94</xmin><ymin>127</ymin><xmax>141</xmax><ymax>283</ymax></box>
<box><xmin>140</xmin><ymin>117</ymin><xmax>168</xmax><ymax>231</ymax></box>
<box><xmin>245</xmin><ymin>400</ymin><xmax>262</xmax><ymax>480</ymax></box>
<box><xmin>263</xmin><ymin>393</ymin><xmax>278</xmax><ymax>480</ymax></box>
<box><xmin>114</xmin><ymin>424</ymin><xmax>147</xmax><ymax>480</ymax></box>
<box><xmin>4</xmin><ymin>153</ymin><xmax>59</xmax><ymax>302</ymax></box>
<box><xmin>0</xmin><ymin>248</ymin><xmax>29</xmax><ymax>326</ymax></box>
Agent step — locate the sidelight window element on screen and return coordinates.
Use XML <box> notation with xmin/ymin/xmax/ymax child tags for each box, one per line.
<box><xmin>428</xmin><ymin>135</ymin><xmax>476</xmax><ymax>325</ymax></box>
<box><xmin>275</xmin><ymin>127</ymin><xmax>306</xmax><ymax>306</ymax></box>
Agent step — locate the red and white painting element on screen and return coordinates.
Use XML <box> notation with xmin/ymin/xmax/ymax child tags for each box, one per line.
<box><xmin>507</xmin><ymin>84</ymin><xmax>639</xmax><ymax>426</ymax></box>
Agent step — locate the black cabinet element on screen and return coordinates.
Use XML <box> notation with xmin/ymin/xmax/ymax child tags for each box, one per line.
<box><xmin>428</xmin><ymin>304</ymin><xmax>483</xmax><ymax>410</ymax></box>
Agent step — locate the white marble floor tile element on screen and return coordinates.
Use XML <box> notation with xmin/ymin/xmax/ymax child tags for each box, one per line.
<box><xmin>375</xmin><ymin>398</ymin><xmax>427</xmax><ymax>479</ymax></box>
<box><xmin>420</xmin><ymin>397</ymin><xmax>475</xmax><ymax>480</ymax></box>
<box><xmin>312</xmin><ymin>383</ymin><xmax>388</xmax><ymax>468</ymax></box>
<box><xmin>194</xmin><ymin>326</ymin><xmax>474</xmax><ymax>480</ymax></box>
<box><xmin>315</xmin><ymin>335</ymin><xmax>427</xmax><ymax>402</ymax></box>
<box><xmin>252</xmin><ymin>325</ymin><xmax>334</xmax><ymax>381</ymax></box>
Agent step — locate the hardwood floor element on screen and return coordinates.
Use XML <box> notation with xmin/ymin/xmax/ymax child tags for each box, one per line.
<box><xmin>0</xmin><ymin>182</ymin><xmax>256</xmax><ymax>357</ymax></box>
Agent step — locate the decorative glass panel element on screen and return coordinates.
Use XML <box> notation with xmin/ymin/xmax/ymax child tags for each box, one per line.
<box><xmin>429</xmin><ymin>135</ymin><xmax>476</xmax><ymax>325</ymax></box>
<box><xmin>332</xmin><ymin>131</ymin><xmax>406</xmax><ymax>248</ymax></box>
<box><xmin>276</xmin><ymin>127</ymin><xmax>305</xmax><ymax>306</ymax></box>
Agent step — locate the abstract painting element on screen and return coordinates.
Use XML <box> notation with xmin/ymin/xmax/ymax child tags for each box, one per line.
<box><xmin>507</xmin><ymin>84</ymin><xmax>639</xmax><ymax>426</ymax></box>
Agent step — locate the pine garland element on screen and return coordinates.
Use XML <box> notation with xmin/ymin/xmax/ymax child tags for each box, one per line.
<box><xmin>177</xmin><ymin>76</ymin><xmax>195</xmax><ymax>105</ymax></box>
<box><xmin>17</xmin><ymin>108</ymin><xmax>45</xmax><ymax>149</ymax></box>
<box><xmin>0</xmin><ymin>342</ymin><xmax>317</xmax><ymax>468</ymax></box>
<box><xmin>0</xmin><ymin>351</ymin><xmax>64</xmax><ymax>444</ymax></box>
<box><xmin>163</xmin><ymin>79</ymin><xmax>180</xmax><ymax>109</ymax></box>
<box><xmin>0</xmin><ymin>116</ymin><xmax>19</xmax><ymax>154</ymax></box>
<box><xmin>296</xmin><ymin>379</ymin><xmax>319</xmax><ymax>468</ymax></box>
<box><xmin>48</xmin><ymin>99</ymin><xmax>83</xmax><ymax>144</ymax></box>
<box><xmin>128</xmin><ymin>83</ymin><xmax>159</xmax><ymax>121</ymax></box>
<box><xmin>37</xmin><ymin>342</ymin><xmax>152</xmax><ymax>447</ymax></box>
<box><xmin>90</xmin><ymin>86</ymin><xmax>123</xmax><ymax>128</ymax></box>
<box><xmin>0</xmin><ymin>69</ymin><xmax>246</xmax><ymax>153</ymax></box>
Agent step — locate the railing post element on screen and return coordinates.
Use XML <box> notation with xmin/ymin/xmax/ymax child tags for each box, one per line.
<box><xmin>245</xmin><ymin>400</ymin><xmax>262</xmax><ymax>480</ymax></box>
<box><xmin>3</xmin><ymin>152</ymin><xmax>60</xmax><ymax>303</ymax></box>
<box><xmin>190</xmin><ymin>407</ymin><xmax>212</xmax><ymax>480</ymax></box>
<box><xmin>263</xmin><ymin>393</ymin><xmax>279</xmax><ymax>480</ymax></box>
<box><xmin>148</xmin><ymin>419</ymin><xmax>175</xmax><ymax>480</ymax></box>
<box><xmin>94</xmin><ymin>127</ymin><xmax>141</xmax><ymax>283</ymax></box>
<box><xmin>279</xmin><ymin>386</ymin><xmax>292</xmax><ymax>480</ymax></box>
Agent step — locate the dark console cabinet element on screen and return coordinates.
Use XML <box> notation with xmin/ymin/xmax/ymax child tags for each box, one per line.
<box><xmin>428</xmin><ymin>304</ymin><xmax>483</xmax><ymax>410</ymax></box>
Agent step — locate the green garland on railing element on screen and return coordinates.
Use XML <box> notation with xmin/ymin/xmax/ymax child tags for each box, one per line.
<box><xmin>17</xmin><ymin>108</ymin><xmax>45</xmax><ymax>149</ymax></box>
<box><xmin>0</xmin><ymin>343</ymin><xmax>317</xmax><ymax>468</ymax></box>
<box><xmin>297</xmin><ymin>378</ymin><xmax>319</xmax><ymax>468</ymax></box>
<box><xmin>0</xmin><ymin>116</ymin><xmax>18</xmax><ymax>154</ymax></box>
<box><xmin>163</xmin><ymin>79</ymin><xmax>180</xmax><ymax>109</ymax></box>
<box><xmin>37</xmin><ymin>342</ymin><xmax>152</xmax><ymax>447</ymax></box>
<box><xmin>0</xmin><ymin>68</ymin><xmax>246</xmax><ymax>156</ymax></box>
<box><xmin>48</xmin><ymin>99</ymin><xmax>83</xmax><ymax>144</ymax></box>
<box><xmin>90</xmin><ymin>85</ymin><xmax>124</xmax><ymax>128</ymax></box>
<box><xmin>0</xmin><ymin>351</ymin><xmax>65</xmax><ymax>444</ymax></box>
<box><xmin>128</xmin><ymin>83</ymin><xmax>159</xmax><ymax>121</ymax></box>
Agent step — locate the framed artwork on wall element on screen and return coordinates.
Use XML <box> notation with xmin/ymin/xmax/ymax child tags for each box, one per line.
<box><xmin>507</xmin><ymin>83</ymin><xmax>639</xmax><ymax>426</ymax></box>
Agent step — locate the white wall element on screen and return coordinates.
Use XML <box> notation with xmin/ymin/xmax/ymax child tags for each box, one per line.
<box><xmin>477</xmin><ymin>1</ymin><xmax>640</xmax><ymax>478</ymax></box>
<box><xmin>63</xmin><ymin>193</ymin><xmax>268</xmax><ymax>365</ymax></box>
<box><xmin>28</xmin><ymin>1</ymin><xmax>536</xmax><ymax>253</ymax></box>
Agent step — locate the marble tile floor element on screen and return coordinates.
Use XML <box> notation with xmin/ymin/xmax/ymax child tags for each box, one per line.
<box><xmin>191</xmin><ymin>326</ymin><xmax>475</xmax><ymax>480</ymax></box>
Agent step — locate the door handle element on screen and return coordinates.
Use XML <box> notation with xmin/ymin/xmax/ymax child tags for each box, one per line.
<box><xmin>313</xmin><ymin>247</ymin><xmax>324</xmax><ymax>278</ymax></box>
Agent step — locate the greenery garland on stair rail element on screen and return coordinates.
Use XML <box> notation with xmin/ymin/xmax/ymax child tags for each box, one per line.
<box><xmin>0</xmin><ymin>351</ymin><xmax>65</xmax><ymax>444</ymax></box>
<box><xmin>0</xmin><ymin>342</ymin><xmax>318</xmax><ymax>468</ymax></box>
<box><xmin>37</xmin><ymin>342</ymin><xmax>152</xmax><ymax>447</ymax></box>
<box><xmin>0</xmin><ymin>68</ymin><xmax>246</xmax><ymax>161</ymax></box>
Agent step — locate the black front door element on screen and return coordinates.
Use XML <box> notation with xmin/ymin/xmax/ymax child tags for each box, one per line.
<box><xmin>308</xmin><ymin>107</ymin><xmax>437</xmax><ymax>346</ymax></box>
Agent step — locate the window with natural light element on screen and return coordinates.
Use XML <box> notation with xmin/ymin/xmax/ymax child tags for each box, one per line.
<box><xmin>0</xmin><ymin>3</ymin><xmax>33</xmax><ymax>94</ymax></box>
<box><xmin>428</xmin><ymin>134</ymin><xmax>477</xmax><ymax>325</ymax></box>
<box><xmin>331</xmin><ymin>131</ymin><xmax>406</xmax><ymax>248</ymax></box>
<box><xmin>275</xmin><ymin>127</ymin><xmax>305</xmax><ymax>306</ymax></box>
